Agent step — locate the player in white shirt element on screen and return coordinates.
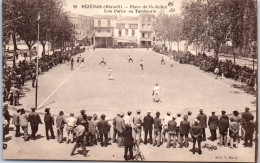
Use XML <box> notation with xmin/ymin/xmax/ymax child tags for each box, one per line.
<box><xmin>162</xmin><ymin>112</ymin><xmax>172</xmax><ymax>142</ymax></box>
<box><xmin>108</xmin><ymin>68</ymin><xmax>114</xmax><ymax>80</ymax></box>
<box><xmin>152</xmin><ymin>83</ymin><xmax>161</xmax><ymax>102</ymax></box>
<box><xmin>128</xmin><ymin>55</ymin><xmax>133</xmax><ymax>62</ymax></box>
<box><xmin>66</xmin><ymin>113</ymin><xmax>77</xmax><ymax>144</ymax></box>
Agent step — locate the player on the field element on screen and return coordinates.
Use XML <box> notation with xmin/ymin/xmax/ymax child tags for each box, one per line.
<box><xmin>80</xmin><ymin>58</ymin><xmax>84</xmax><ymax>68</ymax></box>
<box><xmin>128</xmin><ymin>55</ymin><xmax>133</xmax><ymax>63</ymax></box>
<box><xmin>152</xmin><ymin>83</ymin><xmax>161</xmax><ymax>102</ymax></box>
<box><xmin>161</xmin><ymin>57</ymin><xmax>165</xmax><ymax>65</ymax></box>
<box><xmin>108</xmin><ymin>68</ymin><xmax>114</xmax><ymax>80</ymax></box>
<box><xmin>99</xmin><ymin>58</ymin><xmax>106</xmax><ymax>66</ymax></box>
<box><xmin>71</xmin><ymin>58</ymin><xmax>74</xmax><ymax>70</ymax></box>
<box><xmin>140</xmin><ymin>60</ymin><xmax>144</xmax><ymax>70</ymax></box>
<box><xmin>170</xmin><ymin>58</ymin><xmax>174</xmax><ymax>67</ymax></box>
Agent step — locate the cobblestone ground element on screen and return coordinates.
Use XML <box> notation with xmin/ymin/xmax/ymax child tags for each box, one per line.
<box><xmin>3</xmin><ymin>48</ymin><xmax>257</xmax><ymax>161</ymax></box>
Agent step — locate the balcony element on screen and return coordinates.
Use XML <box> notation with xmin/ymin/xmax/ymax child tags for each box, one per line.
<box><xmin>140</xmin><ymin>37</ymin><xmax>153</xmax><ymax>41</ymax></box>
<box><xmin>139</xmin><ymin>26</ymin><xmax>153</xmax><ymax>32</ymax></box>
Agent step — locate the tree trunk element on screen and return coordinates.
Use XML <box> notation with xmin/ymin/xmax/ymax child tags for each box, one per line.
<box><xmin>233</xmin><ymin>46</ymin><xmax>236</xmax><ymax>65</ymax></box>
<box><xmin>28</xmin><ymin>45</ymin><xmax>32</xmax><ymax>62</ymax></box>
<box><xmin>42</xmin><ymin>43</ymin><xmax>45</xmax><ymax>57</ymax></box>
<box><xmin>12</xmin><ymin>33</ymin><xmax>17</xmax><ymax>67</ymax></box>
<box><xmin>177</xmin><ymin>41</ymin><xmax>179</xmax><ymax>52</ymax></box>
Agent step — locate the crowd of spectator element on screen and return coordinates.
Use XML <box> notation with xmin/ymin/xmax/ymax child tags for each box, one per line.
<box><xmin>153</xmin><ymin>46</ymin><xmax>257</xmax><ymax>88</ymax></box>
<box><xmin>2</xmin><ymin>46</ymin><xmax>86</xmax><ymax>106</ymax></box>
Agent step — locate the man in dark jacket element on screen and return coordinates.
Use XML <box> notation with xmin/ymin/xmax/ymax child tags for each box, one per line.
<box><xmin>113</xmin><ymin>113</ymin><xmax>120</xmax><ymax>143</ymax></box>
<box><xmin>208</xmin><ymin>111</ymin><xmax>218</xmax><ymax>141</ymax></box>
<box><xmin>143</xmin><ymin>111</ymin><xmax>154</xmax><ymax>144</ymax></box>
<box><xmin>190</xmin><ymin>119</ymin><xmax>203</xmax><ymax>154</ymax></box>
<box><xmin>70</xmin><ymin>123</ymin><xmax>86</xmax><ymax>157</ymax></box>
<box><xmin>77</xmin><ymin>110</ymin><xmax>86</xmax><ymax>125</ymax></box>
<box><xmin>153</xmin><ymin>111</ymin><xmax>162</xmax><ymax>147</ymax></box>
<box><xmin>167</xmin><ymin>116</ymin><xmax>177</xmax><ymax>148</ymax></box>
<box><xmin>218</xmin><ymin>114</ymin><xmax>229</xmax><ymax>147</ymax></box>
<box><xmin>28</xmin><ymin>108</ymin><xmax>43</xmax><ymax>140</ymax></box>
<box><xmin>241</xmin><ymin>107</ymin><xmax>254</xmax><ymax>140</ymax></box>
<box><xmin>98</xmin><ymin>114</ymin><xmax>110</xmax><ymax>147</ymax></box>
<box><xmin>116</xmin><ymin>113</ymin><xmax>125</xmax><ymax>147</ymax></box>
<box><xmin>244</xmin><ymin>117</ymin><xmax>255</xmax><ymax>147</ymax></box>
<box><xmin>44</xmin><ymin>108</ymin><xmax>55</xmax><ymax>140</ymax></box>
<box><xmin>180</xmin><ymin>115</ymin><xmax>190</xmax><ymax>148</ymax></box>
<box><xmin>197</xmin><ymin>108</ymin><xmax>207</xmax><ymax>141</ymax></box>
<box><xmin>122</xmin><ymin>125</ymin><xmax>134</xmax><ymax>160</ymax></box>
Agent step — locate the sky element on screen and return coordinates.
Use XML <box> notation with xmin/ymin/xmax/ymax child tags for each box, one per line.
<box><xmin>63</xmin><ymin>0</ymin><xmax>185</xmax><ymax>16</ymax></box>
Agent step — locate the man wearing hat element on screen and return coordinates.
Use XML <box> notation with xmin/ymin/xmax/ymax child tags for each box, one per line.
<box><xmin>232</xmin><ymin>110</ymin><xmax>241</xmax><ymax>142</ymax></box>
<box><xmin>220</xmin><ymin>110</ymin><xmax>229</xmax><ymax>121</ymax></box>
<box><xmin>66</xmin><ymin>112</ymin><xmax>77</xmax><ymax>143</ymax></box>
<box><xmin>3</xmin><ymin>102</ymin><xmax>12</xmax><ymax>125</ymax></box>
<box><xmin>56</xmin><ymin>111</ymin><xmax>66</xmax><ymax>143</ymax></box>
<box><xmin>93</xmin><ymin>114</ymin><xmax>100</xmax><ymax>143</ymax></box>
<box><xmin>77</xmin><ymin>110</ymin><xmax>86</xmax><ymax>125</ymax></box>
<box><xmin>162</xmin><ymin>112</ymin><xmax>172</xmax><ymax>143</ymax></box>
<box><xmin>208</xmin><ymin>111</ymin><xmax>218</xmax><ymax>141</ymax></box>
<box><xmin>176</xmin><ymin>113</ymin><xmax>182</xmax><ymax>145</ymax></box>
<box><xmin>124</xmin><ymin>111</ymin><xmax>133</xmax><ymax>128</ymax></box>
<box><xmin>98</xmin><ymin>114</ymin><xmax>110</xmax><ymax>147</ymax></box>
<box><xmin>19</xmin><ymin>109</ymin><xmax>29</xmax><ymax>141</ymax></box>
<box><xmin>143</xmin><ymin>111</ymin><xmax>153</xmax><ymax>145</ymax></box>
<box><xmin>133</xmin><ymin>110</ymin><xmax>142</xmax><ymax>145</ymax></box>
<box><xmin>219</xmin><ymin>115</ymin><xmax>229</xmax><ymax>147</ymax></box>
<box><xmin>153</xmin><ymin>111</ymin><xmax>162</xmax><ymax>147</ymax></box>
<box><xmin>190</xmin><ymin>119</ymin><xmax>203</xmax><ymax>154</ymax></box>
<box><xmin>180</xmin><ymin>115</ymin><xmax>190</xmax><ymax>148</ymax></box>
<box><xmin>87</xmin><ymin>116</ymin><xmax>96</xmax><ymax>146</ymax></box>
<box><xmin>187</xmin><ymin>111</ymin><xmax>195</xmax><ymax>126</ymax></box>
<box><xmin>116</xmin><ymin>112</ymin><xmax>126</xmax><ymax>147</ymax></box>
<box><xmin>113</xmin><ymin>113</ymin><xmax>120</xmax><ymax>143</ymax></box>
<box><xmin>70</xmin><ymin>122</ymin><xmax>87</xmax><ymax>157</ymax></box>
<box><xmin>229</xmin><ymin>117</ymin><xmax>239</xmax><ymax>148</ymax></box>
<box><xmin>197</xmin><ymin>109</ymin><xmax>207</xmax><ymax>141</ymax></box>
<box><xmin>28</xmin><ymin>107</ymin><xmax>43</xmax><ymax>140</ymax></box>
<box><xmin>12</xmin><ymin>109</ymin><xmax>20</xmax><ymax>137</ymax></box>
<box><xmin>241</xmin><ymin>107</ymin><xmax>254</xmax><ymax>140</ymax></box>
<box><xmin>44</xmin><ymin>108</ymin><xmax>55</xmax><ymax>140</ymax></box>
<box><xmin>167</xmin><ymin>116</ymin><xmax>177</xmax><ymax>148</ymax></box>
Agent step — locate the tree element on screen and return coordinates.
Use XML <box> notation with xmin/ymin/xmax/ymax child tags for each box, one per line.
<box><xmin>167</xmin><ymin>14</ymin><xmax>183</xmax><ymax>52</ymax></box>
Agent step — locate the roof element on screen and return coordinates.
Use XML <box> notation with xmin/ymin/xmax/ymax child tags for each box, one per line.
<box><xmin>93</xmin><ymin>15</ymin><xmax>117</xmax><ymax>19</ymax></box>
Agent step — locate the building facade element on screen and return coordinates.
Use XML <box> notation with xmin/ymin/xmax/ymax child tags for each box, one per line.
<box><xmin>114</xmin><ymin>16</ymin><xmax>139</xmax><ymax>47</ymax></box>
<box><xmin>138</xmin><ymin>14</ymin><xmax>155</xmax><ymax>47</ymax></box>
<box><xmin>93</xmin><ymin>15</ymin><xmax>116</xmax><ymax>48</ymax></box>
<box><xmin>68</xmin><ymin>12</ymin><xmax>94</xmax><ymax>46</ymax></box>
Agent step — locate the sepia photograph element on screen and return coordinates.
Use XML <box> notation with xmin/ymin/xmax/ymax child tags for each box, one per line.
<box><xmin>2</xmin><ymin>0</ymin><xmax>258</xmax><ymax>161</ymax></box>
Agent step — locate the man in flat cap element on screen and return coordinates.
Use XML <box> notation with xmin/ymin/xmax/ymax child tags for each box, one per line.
<box><xmin>219</xmin><ymin>114</ymin><xmax>229</xmax><ymax>147</ymax></box>
<box><xmin>208</xmin><ymin>111</ymin><xmax>218</xmax><ymax>141</ymax></box>
<box><xmin>44</xmin><ymin>108</ymin><xmax>55</xmax><ymax>140</ymax></box>
<box><xmin>98</xmin><ymin>114</ymin><xmax>110</xmax><ymax>147</ymax></box>
<box><xmin>66</xmin><ymin>112</ymin><xmax>77</xmax><ymax>143</ymax></box>
<box><xmin>197</xmin><ymin>108</ymin><xmax>207</xmax><ymax>141</ymax></box>
<box><xmin>167</xmin><ymin>116</ymin><xmax>177</xmax><ymax>148</ymax></box>
<box><xmin>241</xmin><ymin>107</ymin><xmax>254</xmax><ymax>140</ymax></box>
<box><xmin>220</xmin><ymin>110</ymin><xmax>229</xmax><ymax>121</ymax></box>
<box><xmin>113</xmin><ymin>113</ymin><xmax>120</xmax><ymax>143</ymax></box>
<box><xmin>190</xmin><ymin>119</ymin><xmax>202</xmax><ymax>154</ymax></box>
<box><xmin>116</xmin><ymin>112</ymin><xmax>125</xmax><ymax>147</ymax></box>
<box><xmin>133</xmin><ymin>110</ymin><xmax>143</xmax><ymax>145</ymax></box>
<box><xmin>28</xmin><ymin>107</ymin><xmax>43</xmax><ymax>140</ymax></box>
<box><xmin>87</xmin><ymin>116</ymin><xmax>96</xmax><ymax>146</ymax></box>
<box><xmin>180</xmin><ymin>115</ymin><xmax>190</xmax><ymax>148</ymax></box>
<box><xmin>77</xmin><ymin>110</ymin><xmax>86</xmax><ymax>125</ymax></box>
<box><xmin>70</xmin><ymin>122</ymin><xmax>87</xmax><ymax>157</ymax></box>
<box><xmin>56</xmin><ymin>111</ymin><xmax>66</xmax><ymax>143</ymax></box>
<box><xmin>143</xmin><ymin>111</ymin><xmax>153</xmax><ymax>145</ymax></box>
<box><xmin>153</xmin><ymin>111</ymin><xmax>162</xmax><ymax>147</ymax></box>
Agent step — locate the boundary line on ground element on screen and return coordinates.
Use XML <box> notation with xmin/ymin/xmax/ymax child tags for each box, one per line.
<box><xmin>37</xmin><ymin>51</ymin><xmax>93</xmax><ymax>109</ymax></box>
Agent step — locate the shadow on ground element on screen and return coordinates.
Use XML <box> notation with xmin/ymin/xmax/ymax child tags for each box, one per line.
<box><xmin>231</xmin><ymin>84</ymin><xmax>257</xmax><ymax>97</ymax></box>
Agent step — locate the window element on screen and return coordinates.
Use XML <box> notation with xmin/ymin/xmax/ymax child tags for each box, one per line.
<box><xmin>107</xmin><ymin>29</ymin><xmax>110</xmax><ymax>33</ymax></box>
<box><xmin>125</xmin><ymin>29</ymin><xmax>128</xmax><ymax>36</ymax></box>
<box><xmin>132</xmin><ymin>29</ymin><xmax>135</xmax><ymax>36</ymax></box>
<box><xmin>142</xmin><ymin>24</ymin><xmax>145</xmax><ymax>27</ymax></box>
<box><xmin>148</xmin><ymin>33</ymin><xmax>151</xmax><ymax>37</ymax></box>
<box><xmin>148</xmin><ymin>17</ymin><xmax>151</xmax><ymax>22</ymax></box>
<box><xmin>98</xmin><ymin>29</ymin><xmax>101</xmax><ymax>33</ymax></box>
<box><xmin>107</xmin><ymin>20</ymin><xmax>111</xmax><ymax>26</ymax></box>
<box><xmin>98</xmin><ymin>20</ymin><xmax>101</xmax><ymax>26</ymax></box>
<box><xmin>119</xmin><ymin>29</ymin><xmax>122</xmax><ymax>37</ymax></box>
<box><xmin>142</xmin><ymin>33</ymin><xmax>145</xmax><ymax>37</ymax></box>
<box><xmin>147</xmin><ymin>23</ymin><xmax>151</xmax><ymax>26</ymax></box>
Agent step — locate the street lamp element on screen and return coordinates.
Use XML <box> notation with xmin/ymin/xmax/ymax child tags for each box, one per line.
<box><xmin>36</xmin><ymin>12</ymin><xmax>40</xmax><ymax>109</ymax></box>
